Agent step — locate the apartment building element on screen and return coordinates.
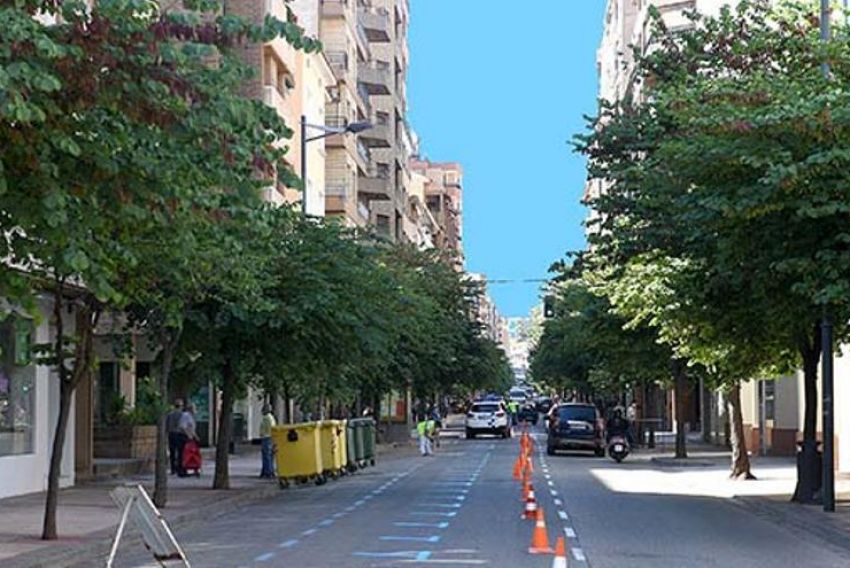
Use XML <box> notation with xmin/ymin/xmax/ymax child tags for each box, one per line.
<box><xmin>318</xmin><ymin>0</ymin><xmax>412</xmax><ymax>239</ymax></box>
<box><xmin>410</xmin><ymin>158</ymin><xmax>464</xmax><ymax>263</ymax></box>
<box><xmin>468</xmin><ymin>274</ymin><xmax>504</xmax><ymax>344</ymax></box>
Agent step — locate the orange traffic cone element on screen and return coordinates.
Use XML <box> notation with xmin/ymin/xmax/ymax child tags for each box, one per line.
<box><xmin>528</xmin><ymin>508</ymin><xmax>554</xmax><ymax>554</ymax></box>
<box><xmin>551</xmin><ymin>536</ymin><xmax>568</xmax><ymax>567</ymax></box>
<box><xmin>522</xmin><ymin>492</ymin><xmax>538</xmax><ymax>520</ymax></box>
<box><xmin>513</xmin><ymin>453</ymin><xmax>524</xmax><ymax>480</ymax></box>
<box><xmin>521</xmin><ymin>479</ymin><xmax>530</xmax><ymax>502</ymax></box>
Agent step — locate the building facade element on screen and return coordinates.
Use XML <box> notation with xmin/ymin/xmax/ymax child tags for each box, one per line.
<box><xmin>410</xmin><ymin>158</ymin><xmax>464</xmax><ymax>263</ymax></box>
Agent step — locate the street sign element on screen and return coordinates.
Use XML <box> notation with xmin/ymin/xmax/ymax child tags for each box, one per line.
<box><xmin>107</xmin><ymin>485</ymin><xmax>190</xmax><ymax>567</ymax></box>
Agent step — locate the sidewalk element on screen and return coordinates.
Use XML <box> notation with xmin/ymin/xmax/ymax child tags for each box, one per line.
<box><xmin>0</xmin><ymin>442</ymin><xmax>413</xmax><ymax>568</ymax></box>
<box><xmin>627</xmin><ymin>443</ymin><xmax>850</xmax><ymax>552</ymax></box>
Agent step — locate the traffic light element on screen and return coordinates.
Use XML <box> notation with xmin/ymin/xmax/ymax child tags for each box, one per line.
<box><xmin>543</xmin><ymin>295</ymin><xmax>556</xmax><ymax>318</ymax></box>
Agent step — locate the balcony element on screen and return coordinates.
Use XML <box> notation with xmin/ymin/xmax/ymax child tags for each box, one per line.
<box><xmin>358</xmin><ymin>170</ymin><xmax>392</xmax><ymax>199</ymax></box>
<box><xmin>358</xmin><ymin>60</ymin><xmax>392</xmax><ymax>96</ymax></box>
<box><xmin>325</xmin><ymin>51</ymin><xmax>349</xmax><ymax>82</ymax></box>
<box><xmin>262</xmin><ymin>85</ymin><xmax>295</xmax><ymax>129</ymax></box>
<box><xmin>321</xmin><ymin>0</ymin><xmax>347</xmax><ymax>18</ymax></box>
<box><xmin>359</xmin><ymin>115</ymin><xmax>391</xmax><ymax>148</ymax></box>
<box><xmin>358</xmin><ymin>7</ymin><xmax>391</xmax><ymax>42</ymax></box>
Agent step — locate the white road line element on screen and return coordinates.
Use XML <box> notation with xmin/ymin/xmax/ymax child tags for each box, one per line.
<box><xmin>547</xmin><ymin>480</ymin><xmax>554</xmax><ymax>487</ymax></box>
<box><xmin>564</xmin><ymin>527</ymin><xmax>577</xmax><ymax>538</ymax></box>
<box><xmin>279</xmin><ymin>539</ymin><xmax>299</xmax><ymax>548</ymax></box>
<box><xmin>254</xmin><ymin>552</ymin><xmax>275</xmax><ymax>562</ymax></box>
<box><xmin>572</xmin><ymin>548</ymin><xmax>586</xmax><ymax>562</ymax></box>
<box><xmin>557</xmin><ymin>510</ymin><xmax>568</xmax><ymax>520</ymax></box>
<box><xmin>301</xmin><ymin>528</ymin><xmax>317</xmax><ymax>536</ymax></box>
<box><xmin>550</xmin><ymin>489</ymin><xmax>558</xmax><ymax>497</ymax></box>
<box><xmin>333</xmin><ymin>512</ymin><xmax>345</xmax><ymax>518</ymax></box>
<box><xmin>554</xmin><ymin>499</ymin><xmax>563</xmax><ymax>506</ymax></box>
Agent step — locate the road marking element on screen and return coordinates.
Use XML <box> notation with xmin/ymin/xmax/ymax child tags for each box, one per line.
<box><xmin>345</xmin><ymin>505</ymin><xmax>357</xmax><ymax>512</ymax></box>
<box><xmin>558</xmin><ymin>510</ymin><xmax>568</xmax><ymax>520</ymax></box>
<box><xmin>572</xmin><ymin>548</ymin><xmax>586</xmax><ymax>562</ymax></box>
<box><xmin>254</xmin><ymin>552</ymin><xmax>275</xmax><ymax>562</ymax></box>
<box><xmin>554</xmin><ymin>499</ymin><xmax>563</xmax><ymax>506</ymax></box>
<box><xmin>355</xmin><ymin>500</ymin><xmax>366</xmax><ymax>506</ymax></box>
<box><xmin>564</xmin><ymin>527</ymin><xmax>577</xmax><ymax>538</ymax></box>
<box><xmin>416</xmin><ymin>503</ymin><xmax>462</xmax><ymax>508</ymax></box>
<box><xmin>364</xmin><ymin>495</ymin><xmax>374</xmax><ymax>500</ymax></box>
<box><xmin>411</xmin><ymin>511</ymin><xmax>458</xmax><ymax>517</ymax></box>
<box><xmin>547</xmin><ymin>480</ymin><xmax>555</xmax><ymax>487</ymax></box>
<box><xmin>333</xmin><ymin>512</ymin><xmax>345</xmax><ymax>518</ymax></box>
<box><xmin>550</xmin><ymin>489</ymin><xmax>558</xmax><ymax>497</ymax></box>
<box><xmin>403</xmin><ymin>559</ymin><xmax>487</xmax><ymax>565</ymax></box>
<box><xmin>301</xmin><ymin>528</ymin><xmax>317</xmax><ymax>536</ymax></box>
<box><xmin>354</xmin><ymin>551</ymin><xmax>432</xmax><ymax>560</ymax></box>
<box><xmin>279</xmin><ymin>539</ymin><xmax>299</xmax><ymax>548</ymax></box>
<box><xmin>544</xmin><ymin>473</ymin><xmax>551</xmax><ymax>479</ymax></box>
<box><xmin>394</xmin><ymin>521</ymin><xmax>450</xmax><ymax>529</ymax></box>
<box><xmin>318</xmin><ymin>519</ymin><xmax>334</xmax><ymax>527</ymax></box>
<box><xmin>381</xmin><ymin>535</ymin><xmax>441</xmax><ymax>543</ymax></box>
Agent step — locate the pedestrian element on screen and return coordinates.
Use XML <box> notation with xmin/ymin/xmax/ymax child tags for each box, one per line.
<box><xmin>508</xmin><ymin>399</ymin><xmax>519</xmax><ymax>426</ymax></box>
<box><xmin>259</xmin><ymin>404</ymin><xmax>276</xmax><ymax>478</ymax></box>
<box><xmin>627</xmin><ymin>399</ymin><xmax>638</xmax><ymax>446</ymax></box>
<box><xmin>177</xmin><ymin>403</ymin><xmax>198</xmax><ymax>477</ymax></box>
<box><xmin>417</xmin><ymin>414</ymin><xmax>435</xmax><ymax>457</ymax></box>
<box><xmin>166</xmin><ymin>399</ymin><xmax>184</xmax><ymax>475</ymax></box>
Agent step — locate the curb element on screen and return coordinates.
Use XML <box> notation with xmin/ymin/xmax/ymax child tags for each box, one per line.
<box><xmin>4</xmin><ymin>481</ymin><xmax>283</xmax><ymax>568</ymax></box>
<box><xmin>5</xmin><ymin>443</ymin><xmax>411</xmax><ymax>568</ymax></box>
<box><xmin>732</xmin><ymin>495</ymin><xmax>850</xmax><ymax>554</ymax></box>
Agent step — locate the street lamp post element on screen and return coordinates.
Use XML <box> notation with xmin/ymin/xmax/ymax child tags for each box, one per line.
<box><xmin>819</xmin><ymin>0</ymin><xmax>836</xmax><ymax>514</ymax></box>
<box><xmin>300</xmin><ymin>115</ymin><xmax>372</xmax><ymax>216</ymax></box>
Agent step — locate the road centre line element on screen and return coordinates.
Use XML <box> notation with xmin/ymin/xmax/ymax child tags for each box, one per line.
<box><xmin>411</xmin><ymin>511</ymin><xmax>458</xmax><ymax>517</ymax></box>
<box><xmin>301</xmin><ymin>528</ymin><xmax>317</xmax><ymax>536</ymax></box>
<box><xmin>572</xmin><ymin>548</ymin><xmax>587</xmax><ymax>562</ymax></box>
<box><xmin>554</xmin><ymin>498</ymin><xmax>563</xmax><ymax>506</ymax></box>
<box><xmin>279</xmin><ymin>539</ymin><xmax>299</xmax><ymax>548</ymax></box>
<box><xmin>557</xmin><ymin>510</ymin><xmax>568</xmax><ymax>520</ymax></box>
<box><xmin>254</xmin><ymin>552</ymin><xmax>275</xmax><ymax>562</ymax></box>
<box><xmin>564</xmin><ymin>527</ymin><xmax>576</xmax><ymax>538</ymax></box>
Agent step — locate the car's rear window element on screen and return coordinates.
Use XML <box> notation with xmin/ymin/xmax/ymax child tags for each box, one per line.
<box><xmin>557</xmin><ymin>406</ymin><xmax>596</xmax><ymax>423</ymax></box>
<box><xmin>472</xmin><ymin>404</ymin><xmax>499</xmax><ymax>413</ymax></box>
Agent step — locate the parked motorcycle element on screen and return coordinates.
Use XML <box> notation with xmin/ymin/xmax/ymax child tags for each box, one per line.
<box><xmin>607</xmin><ymin>434</ymin><xmax>630</xmax><ymax>463</ymax></box>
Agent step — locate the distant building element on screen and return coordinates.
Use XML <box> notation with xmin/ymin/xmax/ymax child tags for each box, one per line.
<box><xmin>410</xmin><ymin>158</ymin><xmax>464</xmax><ymax>265</ymax></box>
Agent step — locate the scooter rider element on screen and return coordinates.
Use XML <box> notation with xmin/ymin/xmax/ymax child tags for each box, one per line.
<box><xmin>606</xmin><ymin>408</ymin><xmax>632</xmax><ymax>445</ymax></box>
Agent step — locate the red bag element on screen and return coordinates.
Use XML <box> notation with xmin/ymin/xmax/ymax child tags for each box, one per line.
<box><xmin>182</xmin><ymin>440</ymin><xmax>202</xmax><ymax>476</ymax></box>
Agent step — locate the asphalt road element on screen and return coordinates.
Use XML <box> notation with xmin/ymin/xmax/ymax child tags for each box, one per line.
<box><xmin>94</xmin><ymin>427</ymin><xmax>849</xmax><ymax>567</ymax></box>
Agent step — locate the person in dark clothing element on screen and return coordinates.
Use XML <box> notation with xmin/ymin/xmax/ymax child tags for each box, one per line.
<box><xmin>606</xmin><ymin>408</ymin><xmax>632</xmax><ymax>444</ymax></box>
<box><xmin>166</xmin><ymin>399</ymin><xmax>184</xmax><ymax>475</ymax></box>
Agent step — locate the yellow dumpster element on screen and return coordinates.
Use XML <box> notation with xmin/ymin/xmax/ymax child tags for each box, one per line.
<box><xmin>318</xmin><ymin>420</ymin><xmax>347</xmax><ymax>479</ymax></box>
<box><xmin>271</xmin><ymin>422</ymin><xmax>325</xmax><ymax>488</ymax></box>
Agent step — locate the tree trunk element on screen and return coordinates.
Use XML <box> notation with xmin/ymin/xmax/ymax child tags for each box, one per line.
<box><xmin>673</xmin><ymin>362</ymin><xmax>688</xmax><ymax>459</ymax></box>
<box><xmin>42</xmin><ymin>381</ymin><xmax>73</xmax><ymax>540</ymax></box>
<box><xmin>213</xmin><ymin>357</ymin><xmax>235</xmax><ymax>490</ymax></box>
<box><xmin>728</xmin><ymin>382</ymin><xmax>755</xmax><ymax>480</ymax></box>
<box><xmin>793</xmin><ymin>326</ymin><xmax>821</xmax><ymax>503</ymax></box>
<box><xmin>153</xmin><ymin>331</ymin><xmax>180</xmax><ymax>508</ymax></box>
<box><xmin>43</xmin><ymin>292</ymin><xmax>96</xmax><ymax>540</ymax></box>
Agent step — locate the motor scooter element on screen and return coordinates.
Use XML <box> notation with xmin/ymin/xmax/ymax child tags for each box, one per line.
<box><xmin>607</xmin><ymin>434</ymin><xmax>630</xmax><ymax>463</ymax></box>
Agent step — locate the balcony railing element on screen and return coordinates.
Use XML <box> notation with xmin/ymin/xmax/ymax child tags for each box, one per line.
<box><xmin>358</xmin><ymin>60</ymin><xmax>392</xmax><ymax>95</ymax></box>
<box><xmin>325</xmin><ymin>183</ymin><xmax>350</xmax><ymax>197</ymax></box>
<box><xmin>325</xmin><ymin>51</ymin><xmax>349</xmax><ymax>81</ymax></box>
<box><xmin>321</xmin><ymin>0</ymin><xmax>347</xmax><ymax>18</ymax></box>
<box><xmin>358</xmin><ymin>7</ymin><xmax>390</xmax><ymax>42</ymax></box>
<box><xmin>356</xmin><ymin>138</ymin><xmax>371</xmax><ymax>165</ymax></box>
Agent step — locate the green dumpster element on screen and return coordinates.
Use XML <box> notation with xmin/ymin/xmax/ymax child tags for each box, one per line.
<box><xmin>345</xmin><ymin>420</ymin><xmax>361</xmax><ymax>471</ymax></box>
<box><xmin>351</xmin><ymin>418</ymin><xmax>376</xmax><ymax>467</ymax></box>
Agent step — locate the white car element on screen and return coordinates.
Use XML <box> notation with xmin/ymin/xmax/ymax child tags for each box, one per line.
<box><xmin>508</xmin><ymin>387</ymin><xmax>528</xmax><ymax>404</ymax></box>
<box><xmin>465</xmin><ymin>401</ymin><xmax>511</xmax><ymax>439</ymax></box>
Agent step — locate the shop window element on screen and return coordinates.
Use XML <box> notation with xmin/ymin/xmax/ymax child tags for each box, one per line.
<box><xmin>0</xmin><ymin>317</ymin><xmax>35</xmax><ymax>456</ymax></box>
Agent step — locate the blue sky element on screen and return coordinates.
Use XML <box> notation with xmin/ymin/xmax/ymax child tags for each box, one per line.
<box><xmin>407</xmin><ymin>1</ymin><xmax>605</xmax><ymax>318</ymax></box>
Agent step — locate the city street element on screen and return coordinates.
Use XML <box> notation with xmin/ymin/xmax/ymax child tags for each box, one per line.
<box><xmin>92</xmin><ymin>429</ymin><xmax>849</xmax><ymax>568</ymax></box>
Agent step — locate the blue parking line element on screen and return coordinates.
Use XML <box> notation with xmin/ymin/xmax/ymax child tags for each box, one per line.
<box><xmin>380</xmin><ymin>535</ymin><xmax>441</xmax><ymax>543</ymax></box>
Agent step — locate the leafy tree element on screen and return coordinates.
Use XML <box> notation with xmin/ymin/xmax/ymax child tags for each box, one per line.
<box><xmin>576</xmin><ymin>0</ymin><xmax>850</xmax><ymax>492</ymax></box>
<box><xmin>0</xmin><ymin>0</ymin><xmax>317</xmax><ymax>533</ymax></box>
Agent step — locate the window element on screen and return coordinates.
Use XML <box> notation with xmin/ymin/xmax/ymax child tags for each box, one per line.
<box><xmin>95</xmin><ymin>362</ymin><xmax>120</xmax><ymax>425</ymax></box>
<box><xmin>0</xmin><ymin>317</ymin><xmax>35</xmax><ymax>456</ymax></box>
<box><xmin>471</xmin><ymin>404</ymin><xmax>499</xmax><ymax>414</ymax></box>
<box><xmin>762</xmin><ymin>380</ymin><xmax>776</xmax><ymax>421</ymax></box>
<box><xmin>557</xmin><ymin>406</ymin><xmax>597</xmax><ymax>424</ymax></box>
<box><xmin>376</xmin><ymin>214</ymin><xmax>390</xmax><ymax>235</ymax></box>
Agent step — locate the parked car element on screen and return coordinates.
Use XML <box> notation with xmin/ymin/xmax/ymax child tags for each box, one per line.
<box><xmin>508</xmin><ymin>387</ymin><xmax>528</xmax><ymax>404</ymax></box>
<box><xmin>546</xmin><ymin>403</ymin><xmax>605</xmax><ymax>457</ymax></box>
<box><xmin>517</xmin><ymin>404</ymin><xmax>539</xmax><ymax>425</ymax></box>
<box><xmin>535</xmin><ymin>397</ymin><xmax>554</xmax><ymax>414</ymax></box>
<box><xmin>465</xmin><ymin>401</ymin><xmax>511</xmax><ymax>439</ymax></box>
